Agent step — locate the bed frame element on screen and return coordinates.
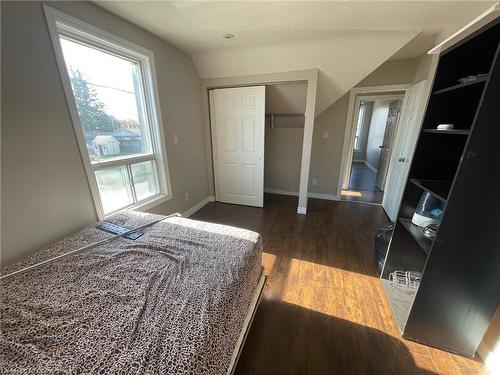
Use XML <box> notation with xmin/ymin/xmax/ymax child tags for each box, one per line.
<box><xmin>227</xmin><ymin>269</ymin><xmax>267</xmax><ymax>375</ymax></box>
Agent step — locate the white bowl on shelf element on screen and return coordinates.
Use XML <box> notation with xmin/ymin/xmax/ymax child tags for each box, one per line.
<box><xmin>436</xmin><ymin>124</ymin><xmax>455</xmax><ymax>130</ymax></box>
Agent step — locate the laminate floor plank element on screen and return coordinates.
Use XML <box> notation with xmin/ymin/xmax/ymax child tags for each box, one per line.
<box><xmin>192</xmin><ymin>194</ymin><xmax>487</xmax><ymax>375</ymax></box>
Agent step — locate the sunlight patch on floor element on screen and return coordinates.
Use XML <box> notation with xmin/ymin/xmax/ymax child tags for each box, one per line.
<box><xmin>262</xmin><ymin>252</ymin><xmax>277</xmax><ymax>276</ymax></box>
<box><xmin>279</xmin><ymin>258</ymin><xmax>390</xmax><ymax>332</ymax></box>
<box><xmin>341</xmin><ymin>190</ymin><xmax>363</xmax><ymax>197</ymax></box>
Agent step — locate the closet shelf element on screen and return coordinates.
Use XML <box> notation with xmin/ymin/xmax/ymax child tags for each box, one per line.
<box><xmin>399</xmin><ymin>218</ymin><xmax>432</xmax><ymax>255</ymax></box>
<box><xmin>266</xmin><ymin>113</ymin><xmax>305</xmax><ymax>128</ymax></box>
<box><xmin>423</xmin><ymin>129</ymin><xmax>470</xmax><ymax>135</ymax></box>
<box><xmin>410</xmin><ymin>179</ymin><xmax>451</xmax><ymax>203</ymax></box>
<box><xmin>433</xmin><ymin>76</ymin><xmax>488</xmax><ymax>95</ymax></box>
<box><xmin>265</xmin><ymin>113</ymin><xmax>304</xmax><ymax>118</ymax></box>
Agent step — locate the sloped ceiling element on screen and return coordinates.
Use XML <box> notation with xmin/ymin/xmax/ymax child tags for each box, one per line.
<box><xmin>266</xmin><ymin>83</ymin><xmax>307</xmax><ymax>115</ymax></box>
<box><xmin>192</xmin><ymin>30</ymin><xmax>416</xmax><ymax>115</ymax></box>
<box><xmin>95</xmin><ymin>1</ymin><xmax>495</xmax><ymax>115</ymax></box>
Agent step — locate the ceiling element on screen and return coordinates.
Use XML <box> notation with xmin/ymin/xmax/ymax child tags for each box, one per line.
<box><xmin>96</xmin><ymin>1</ymin><xmax>496</xmax><ymax>114</ymax></box>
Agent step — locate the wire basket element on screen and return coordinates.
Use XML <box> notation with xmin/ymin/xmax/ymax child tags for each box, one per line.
<box><xmin>389</xmin><ymin>270</ymin><xmax>422</xmax><ymax>295</ymax></box>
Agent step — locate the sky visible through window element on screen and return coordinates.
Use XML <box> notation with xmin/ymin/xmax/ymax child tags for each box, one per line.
<box><xmin>60</xmin><ymin>38</ymin><xmax>139</xmax><ymax>121</ymax></box>
<box><xmin>60</xmin><ymin>37</ymin><xmax>153</xmax><ymax>164</ymax></box>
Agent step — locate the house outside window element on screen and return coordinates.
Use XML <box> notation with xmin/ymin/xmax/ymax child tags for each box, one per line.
<box><xmin>45</xmin><ymin>6</ymin><xmax>171</xmax><ymax>218</ymax></box>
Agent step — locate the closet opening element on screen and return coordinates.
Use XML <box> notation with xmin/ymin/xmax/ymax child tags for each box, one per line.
<box><xmin>264</xmin><ymin>82</ymin><xmax>307</xmax><ymax>203</ymax></box>
<box><xmin>208</xmin><ymin>81</ymin><xmax>307</xmax><ymax>209</ymax></box>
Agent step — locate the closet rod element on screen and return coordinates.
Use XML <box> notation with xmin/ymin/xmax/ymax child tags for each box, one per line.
<box><xmin>267</xmin><ymin>113</ymin><xmax>305</xmax><ymax>129</ymax></box>
<box><xmin>265</xmin><ymin>113</ymin><xmax>304</xmax><ymax>117</ymax></box>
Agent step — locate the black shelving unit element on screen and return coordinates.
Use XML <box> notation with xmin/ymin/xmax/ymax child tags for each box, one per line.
<box><xmin>432</xmin><ymin>76</ymin><xmax>487</xmax><ymax>95</ymax></box>
<box><xmin>408</xmin><ymin>179</ymin><xmax>451</xmax><ymax>202</ymax></box>
<box><xmin>381</xmin><ymin>19</ymin><xmax>500</xmax><ymax>357</ymax></box>
<box><xmin>422</xmin><ymin>129</ymin><xmax>470</xmax><ymax>135</ymax></box>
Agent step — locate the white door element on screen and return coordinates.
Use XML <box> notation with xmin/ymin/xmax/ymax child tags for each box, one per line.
<box><xmin>375</xmin><ymin>100</ymin><xmax>402</xmax><ymax>191</ymax></box>
<box><xmin>382</xmin><ymin>80</ymin><xmax>428</xmax><ymax>221</ymax></box>
<box><xmin>210</xmin><ymin>86</ymin><xmax>265</xmax><ymax>207</ymax></box>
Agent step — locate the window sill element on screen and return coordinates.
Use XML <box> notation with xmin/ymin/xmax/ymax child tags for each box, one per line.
<box><xmin>133</xmin><ymin>193</ymin><xmax>172</xmax><ymax>213</ymax></box>
<box><xmin>104</xmin><ymin>193</ymin><xmax>172</xmax><ymax>219</ymax></box>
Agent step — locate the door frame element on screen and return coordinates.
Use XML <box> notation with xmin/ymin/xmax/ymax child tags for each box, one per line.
<box><xmin>202</xmin><ymin>70</ymin><xmax>319</xmax><ymax>214</ymax></box>
<box><xmin>348</xmin><ymin>93</ymin><xmax>404</xmax><ymax>189</ymax></box>
<box><xmin>337</xmin><ymin>84</ymin><xmax>411</xmax><ymax>201</ymax></box>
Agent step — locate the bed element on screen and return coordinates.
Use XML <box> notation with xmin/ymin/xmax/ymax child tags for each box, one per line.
<box><xmin>0</xmin><ymin>211</ymin><xmax>264</xmax><ymax>374</ymax></box>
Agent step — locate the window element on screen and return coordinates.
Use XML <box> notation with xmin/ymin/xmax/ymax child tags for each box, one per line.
<box><xmin>45</xmin><ymin>6</ymin><xmax>171</xmax><ymax>218</ymax></box>
<box><xmin>353</xmin><ymin>103</ymin><xmax>366</xmax><ymax>151</ymax></box>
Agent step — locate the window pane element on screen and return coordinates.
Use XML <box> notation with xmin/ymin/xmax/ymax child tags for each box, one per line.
<box><xmin>59</xmin><ymin>37</ymin><xmax>152</xmax><ymax>164</ymax></box>
<box><xmin>354</xmin><ymin>104</ymin><xmax>366</xmax><ymax>151</ymax></box>
<box><xmin>131</xmin><ymin>161</ymin><xmax>159</xmax><ymax>201</ymax></box>
<box><xmin>95</xmin><ymin>166</ymin><xmax>134</xmax><ymax>214</ymax></box>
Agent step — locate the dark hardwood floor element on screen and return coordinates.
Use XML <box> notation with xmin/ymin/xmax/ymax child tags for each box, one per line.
<box><xmin>342</xmin><ymin>162</ymin><xmax>383</xmax><ymax>204</ymax></box>
<box><xmin>349</xmin><ymin>162</ymin><xmax>378</xmax><ymax>191</ymax></box>
<box><xmin>192</xmin><ymin>194</ymin><xmax>487</xmax><ymax>375</ymax></box>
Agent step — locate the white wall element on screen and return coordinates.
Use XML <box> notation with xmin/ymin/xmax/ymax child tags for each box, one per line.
<box><xmin>264</xmin><ymin>118</ymin><xmax>304</xmax><ymax>194</ymax></box>
<box><xmin>365</xmin><ymin>100</ymin><xmax>391</xmax><ymax>172</ymax></box>
<box><xmin>1</xmin><ymin>1</ymin><xmax>208</xmax><ymax>265</ymax></box>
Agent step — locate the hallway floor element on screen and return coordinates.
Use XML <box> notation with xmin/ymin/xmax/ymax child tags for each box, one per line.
<box><xmin>192</xmin><ymin>194</ymin><xmax>487</xmax><ymax>375</ymax></box>
<box><xmin>342</xmin><ymin>162</ymin><xmax>384</xmax><ymax>204</ymax></box>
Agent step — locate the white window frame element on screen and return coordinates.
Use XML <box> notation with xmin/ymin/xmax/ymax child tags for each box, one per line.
<box><xmin>44</xmin><ymin>5</ymin><xmax>172</xmax><ymax>219</ymax></box>
<box><xmin>353</xmin><ymin>102</ymin><xmax>366</xmax><ymax>152</ymax></box>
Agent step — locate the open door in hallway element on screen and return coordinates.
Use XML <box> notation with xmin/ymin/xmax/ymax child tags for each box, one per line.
<box><xmin>375</xmin><ymin>100</ymin><xmax>402</xmax><ymax>191</ymax></box>
<box><xmin>382</xmin><ymin>80</ymin><xmax>428</xmax><ymax>221</ymax></box>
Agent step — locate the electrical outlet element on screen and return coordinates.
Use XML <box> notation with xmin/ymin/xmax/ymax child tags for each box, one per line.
<box><xmin>312</xmin><ymin>178</ymin><xmax>317</xmax><ymax>186</ymax></box>
<box><xmin>173</xmin><ymin>134</ymin><xmax>180</xmax><ymax>144</ymax></box>
<box><xmin>184</xmin><ymin>193</ymin><xmax>189</xmax><ymax>201</ymax></box>
<box><xmin>322</xmin><ymin>131</ymin><xmax>328</xmax><ymax>139</ymax></box>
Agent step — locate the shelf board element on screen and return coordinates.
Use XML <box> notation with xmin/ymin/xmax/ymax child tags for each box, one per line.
<box><xmin>433</xmin><ymin>76</ymin><xmax>488</xmax><ymax>95</ymax></box>
<box><xmin>423</xmin><ymin>129</ymin><xmax>470</xmax><ymax>135</ymax></box>
<box><xmin>409</xmin><ymin>179</ymin><xmax>451</xmax><ymax>202</ymax></box>
<box><xmin>399</xmin><ymin>218</ymin><xmax>432</xmax><ymax>255</ymax></box>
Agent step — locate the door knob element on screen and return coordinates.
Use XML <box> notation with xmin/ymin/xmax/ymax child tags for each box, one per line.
<box><xmin>398</xmin><ymin>157</ymin><xmax>406</xmax><ymax>162</ymax></box>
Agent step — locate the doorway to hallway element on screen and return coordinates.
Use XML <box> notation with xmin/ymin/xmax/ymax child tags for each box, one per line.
<box><xmin>342</xmin><ymin>97</ymin><xmax>402</xmax><ymax>204</ymax></box>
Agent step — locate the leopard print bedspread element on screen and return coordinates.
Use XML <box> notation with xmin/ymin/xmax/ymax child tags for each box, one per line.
<box><xmin>0</xmin><ymin>212</ymin><xmax>262</xmax><ymax>374</ymax></box>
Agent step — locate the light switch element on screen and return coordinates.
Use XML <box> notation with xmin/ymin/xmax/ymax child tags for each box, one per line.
<box><xmin>322</xmin><ymin>131</ymin><xmax>328</xmax><ymax>139</ymax></box>
<box><xmin>173</xmin><ymin>134</ymin><xmax>180</xmax><ymax>143</ymax></box>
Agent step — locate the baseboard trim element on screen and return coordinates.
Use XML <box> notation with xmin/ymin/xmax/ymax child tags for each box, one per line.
<box><xmin>308</xmin><ymin>192</ymin><xmax>339</xmax><ymax>201</ymax></box>
<box><xmin>183</xmin><ymin>196</ymin><xmax>214</xmax><ymax>217</ymax></box>
<box><xmin>264</xmin><ymin>188</ymin><xmax>299</xmax><ymax>196</ymax></box>
<box><xmin>265</xmin><ymin>188</ymin><xmax>339</xmax><ymax>202</ymax></box>
<box><xmin>297</xmin><ymin>207</ymin><xmax>307</xmax><ymax>215</ymax></box>
<box><xmin>364</xmin><ymin>161</ymin><xmax>378</xmax><ymax>173</ymax></box>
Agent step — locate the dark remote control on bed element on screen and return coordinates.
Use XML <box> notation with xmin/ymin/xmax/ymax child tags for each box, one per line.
<box><xmin>95</xmin><ymin>221</ymin><xmax>144</xmax><ymax>240</ymax></box>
